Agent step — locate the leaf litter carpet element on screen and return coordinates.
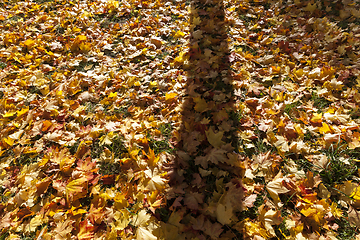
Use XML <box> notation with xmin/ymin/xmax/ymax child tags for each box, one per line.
<box><xmin>1</xmin><ymin>0</ymin><xmax>360</xmax><ymax>239</ymax></box>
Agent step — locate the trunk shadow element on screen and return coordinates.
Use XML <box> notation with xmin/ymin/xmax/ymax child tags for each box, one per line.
<box><xmin>165</xmin><ymin>0</ymin><xmax>245</xmax><ymax>238</ymax></box>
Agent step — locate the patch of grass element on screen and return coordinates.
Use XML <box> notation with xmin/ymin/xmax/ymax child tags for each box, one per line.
<box><xmin>18</xmin><ymin>231</ymin><xmax>38</xmax><ymax>240</ymax></box>
<box><xmin>238</xmin><ymin>15</ymin><xmax>252</xmax><ymax>27</ymax></box>
<box><xmin>335</xmin><ymin>217</ymin><xmax>357</xmax><ymax>240</ymax></box>
<box><xmin>284</xmin><ymin>101</ymin><xmax>301</xmax><ymax>115</ymax></box>
<box><xmin>0</xmin><ymin>232</ymin><xmax>9</xmax><ymax>240</ymax></box>
<box><xmin>349</xmin><ymin>108</ymin><xmax>360</xmax><ymax>120</ymax></box>
<box><xmin>240</xmin><ymin>128</ymin><xmax>276</xmax><ymax>157</ymax></box>
<box><xmin>290</xmin><ymin>155</ymin><xmax>314</xmax><ymax>173</ymax></box>
<box><xmin>148</xmin><ymin>138</ymin><xmax>173</xmax><ymax>154</ymax></box>
<box><xmin>68</xmin><ymin>140</ymin><xmax>81</xmax><ymax>155</ymax></box>
<box><xmin>0</xmin><ymin>61</ymin><xmax>6</xmax><ymax>69</ymax></box>
<box><xmin>72</xmin><ymin>60</ymin><xmax>98</xmax><ymax>72</ymax></box>
<box><xmin>29</xmin><ymin>86</ymin><xmax>42</xmax><ymax>95</ymax></box>
<box><xmin>319</xmin><ymin>143</ymin><xmax>358</xmax><ymax>186</ymax></box>
<box><xmin>98</xmin><ymin>161</ymin><xmax>122</xmax><ymax>176</ymax></box>
<box><xmin>112</xmin><ymin>105</ymin><xmax>131</xmax><ymax>118</ymax></box>
<box><xmin>311</xmin><ymin>92</ymin><xmax>331</xmax><ymax>112</ymax></box>
<box><xmin>90</xmin><ymin>134</ymin><xmax>127</xmax><ymax>160</ymax></box>
<box><xmin>147</xmin><ymin>123</ymin><xmax>174</xmax><ymax>154</ymax></box>
<box><xmin>14</xmin><ymin>153</ymin><xmax>41</xmax><ymax>166</ymax></box>
<box><xmin>303</xmin><ymin>130</ymin><xmax>315</xmax><ymax>142</ymax></box>
<box><xmin>0</xmin><ymin>187</ymin><xmax>15</xmax><ymax>203</ymax></box>
<box><xmin>90</xmin><ymin>142</ymin><xmax>104</xmax><ymax>159</ymax></box>
<box><xmin>108</xmin><ymin>135</ymin><xmax>127</xmax><ymax>159</ymax></box>
<box><xmin>158</xmin><ymin>123</ymin><xmax>172</xmax><ymax>139</ymax></box>
<box><xmin>274</xmin><ymin>219</ymin><xmax>291</xmax><ymax>239</ymax></box>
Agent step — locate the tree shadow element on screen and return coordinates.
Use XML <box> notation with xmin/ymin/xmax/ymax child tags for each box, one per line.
<box><xmin>165</xmin><ymin>0</ymin><xmax>245</xmax><ymax>238</ymax></box>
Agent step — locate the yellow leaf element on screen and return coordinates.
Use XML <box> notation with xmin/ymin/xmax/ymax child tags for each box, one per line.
<box><xmin>165</xmin><ymin>92</ymin><xmax>178</xmax><ymax>101</ymax></box>
<box><xmin>73</xmin><ymin>27</ymin><xmax>81</xmax><ymax>32</ymax></box>
<box><xmin>17</xmin><ymin>108</ymin><xmax>29</xmax><ymax>118</ymax></box>
<box><xmin>193</xmin><ymin>16</ymin><xmax>201</xmax><ymax>25</ymax></box>
<box><xmin>194</xmin><ymin>97</ymin><xmax>208</xmax><ymax>112</ymax></box>
<box><xmin>330</xmin><ymin>202</ymin><xmax>343</xmax><ymax>218</ymax></box>
<box><xmin>144</xmin><ymin>169</ymin><xmax>166</xmax><ymax>191</ymax></box>
<box><xmin>99</xmin><ymin>132</ymin><xmax>115</xmax><ymax>145</ymax></box>
<box><xmin>216</xmin><ymin>203</ymin><xmax>233</xmax><ymax>225</ymax></box>
<box><xmin>266</xmin><ymin>178</ymin><xmax>290</xmax><ymax>207</ymax></box>
<box><xmin>113</xmin><ymin>210</ymin><xmax>130</xmax><ymax>231</ymax></box>
<box><xmin>114</xmin><ymin>192</ymin><xmax>128</xmax><ymax>209</ymax></box>
<box><xmin>319</xmin><ymin>122</ymin><xmax>332</xmax><ymax>134</ymax></box>
<box><xmin>76</xmin><ymin>35</ymin><xmax>87</xmax><ymax>42</ymax></box>
<box><xmin>133</xmin><ymin>209</ymin><xmax>150</xmax><ymax>227</ymax></box>
<box><xmin>3</xmin><ymin>111</ymin><xmax>17</xmax><ymax>118</ymax></box>
<box><xmin>66</xmin><ymin>177</ymin><xmax>87</xmax><ymax>202</ymax></box>
<box><xmin>174</xmin><ymin>30</ymin><xmax>185</xmax><ymax>38</ymax></box>
<box><xmin>145</xmin><ymin>148</ymin><xmax>159</xmax><ymax>166</ymax></box>
<box><xmin>293</xmin><ymin>69</ymin><xmax>304</xmax><ymax>78</ymax></box>
<box><xmin>300</xmin><ymin>207</ymin><xmax>317</xmax><ymax>217</ymax></box>
<box><xmin>79</xmin><ymin>42</ymin><xmax>91</xmax><ymax>53</ymax></box>
<box><xmin>351</xmin><ymin>186</ymin><xmax>360</xmax><ymax>200</ymax></box>
<box><xmin>136</xmin><ymin>226</ymin><xmax>157</xmax><ymax>240</ymax></box>
<box><xmin>310</xmin><ymin>112</ymin><xmax>322</xmax><ymax>123</ymax></box>
<box><xmin>205</xmin><ymin>128</ymin><xmax>225</xmax><ymax>148</ymax></box>
<box><xmin>174</xmin><ymin>51</ymin><xmax>187</xmax><ymax>63</ymax></box>
<box><xmin>2</xmin><ymin>137</ymin><xmax>14</xmax><ymax>147</ymax></box>
<box><xmin>318</xmin><ymin>183</ymin><xmax>331</xmax><ymax>199</ymax></box>
<box><xmin>304</xmin><ymin>2</ymin><xmax>317</xmax><ymax>12</ymax></box>
<box><xmin>149</xmin><ymin>81</ymin><xmax>157</xmax><ymax>88</ymax></box>
<box><xmin>23</xmin><ymin>39</ymin><xmax>36</xmax><ymax>49</ymax></box>
<box><xmin>28</xmin><ymin>214</ymin><xmax>43</xmax><ymax>232</ymax></box>
<box><xmin>108</xmin><ymin>92</ymin><xmax>117</xmax><ymax>98</ymax></box>
<box><xmin>130</xmin><ymin>148</ymin><xmax>139</xmax><ymax>160</ymax></box>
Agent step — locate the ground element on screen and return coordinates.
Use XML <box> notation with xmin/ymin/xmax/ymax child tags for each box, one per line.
<box><xmin>1</xmin><ymin>0</ymin><xmax>360</xmax><ymax>239</ymax></box>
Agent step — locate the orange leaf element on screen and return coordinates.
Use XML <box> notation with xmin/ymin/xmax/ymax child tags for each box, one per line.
<box><xmin>77</xmin><ymin>220</ymin><xmax>94</xmax><ymax>240</ymax></box>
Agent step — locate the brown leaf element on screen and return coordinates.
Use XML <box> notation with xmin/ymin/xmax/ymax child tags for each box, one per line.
<box><xmin>203</xmin><ymin>219</ymin><xmax>223</xmax><ymax>239</ymax></box>
<box><xmin>348</xmin><ymin>206</ymin><xmax>360</xmax><ymax>228</ymax></box>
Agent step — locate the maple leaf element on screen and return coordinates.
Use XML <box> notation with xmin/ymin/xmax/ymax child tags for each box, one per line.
<box><xmin>205</xmin><ymin>128</ymin><xmax>225</xmax><ymax>148</ymax></box>
<box><xmin>243</xmin><ymin>194</ymin><xmax>258</xmax><ymax>208</ymax></box>
<box><xmin>266</xmin><ymin>177</ymin><xmax>290</xmax><ymax>207</ymax></box>
<box><xmin>203</xmin><ymin>219</ymin><xmax>223</xmax><ymax>239</ymax></box>
<box><xmin>112</xmin><ymin>210</ymin><xmax>131</xmax><ymax>231</ymax></box>
<box><xmin>49</xmin><ymin>148</ymin><xmax>76</xmax><ymax>172</ymax></box>
<box><xmin>260</xmin><ymin>208</ymin><xmax>283</xmax><ymax>237</ymax></box>
<box><xmin>133</xmin><ymin>209</ymin><xmax>151</xmax><ymax>227</ymax></box>
<box><xmin>88</xmin><ymin>204</ymin><xmax>104</xmax><ymax>225</ymax></box>
<box><xmin>54</xmin><ymin>219</ymin><xmax>74</xmax><ymax>240</ymax></box>
<box><xmin>66</xmin><ymin>177</ymin><xmax>88</xmax><ymax>202</ymax></box>
<box><xmin>183</xmin><ymin>192</ymin><xmax>204</xmax><ymax>210</ymax></box>
<box><xmin>206</xmin><ymin>148</ymin><xmax>227</xmax><ymax>165</ymax></box>
<box><xmin>77</xmin><ymin>220</ymin><xmax>94</xmax><ymax>240</ymax></box>
<box><xmin>193</xmin><ymin>97</ymin><xmax>209</xmax><ymax>112</ymax></box>
<box><xmin>136</xmin><ymin>226</ymin><xmax>157</xmax><ymax>240</ymax></box>
<box><xmin>144</xmin><ymin>168</ymin><xmax>166</xmax><ymax>191</ymax></box>
<box><xmin>216</xmin><ymin>203</ymin><xmax>233</xmax><ymax>225</ymax></box>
